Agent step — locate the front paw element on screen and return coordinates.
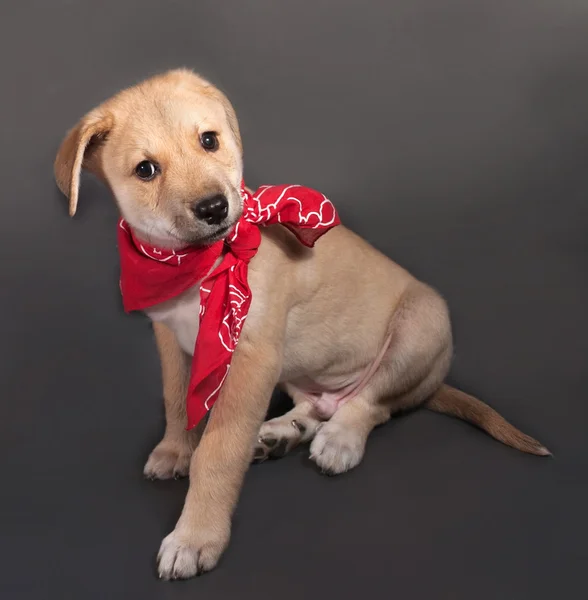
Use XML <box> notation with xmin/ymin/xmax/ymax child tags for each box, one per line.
<box><xmin>144</xmin><ymin>440</ymin><xmax>192</xmax><ymax>480</ymax></box>
<box><xmin>157</xmin><ymin>526</ymin><xmax>229</xmax><ymax>580</ymax></box>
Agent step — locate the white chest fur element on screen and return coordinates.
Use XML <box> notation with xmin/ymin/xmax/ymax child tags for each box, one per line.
<box><xmin>145</xmin><ymin>284</ymin><xmax>201</xmax><ymax>356</ymax></box>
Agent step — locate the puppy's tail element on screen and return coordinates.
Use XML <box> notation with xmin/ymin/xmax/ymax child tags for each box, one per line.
<box><xmin>425</xmin><ymin>384</ymin><xmax>551</xmax><ymax>457</ymax></box>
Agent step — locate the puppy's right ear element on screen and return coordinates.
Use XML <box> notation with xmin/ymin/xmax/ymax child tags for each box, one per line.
<box><xmin>54</xmin><ymin>110</ymin><xmax>113</xmax><ymax>217</ymax></box>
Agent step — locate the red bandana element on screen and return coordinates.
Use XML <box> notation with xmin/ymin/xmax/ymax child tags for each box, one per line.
<box><xmin>117</xmin><ymin>183</ymin><xmax>340</xmax><ymax>429</ymax></box>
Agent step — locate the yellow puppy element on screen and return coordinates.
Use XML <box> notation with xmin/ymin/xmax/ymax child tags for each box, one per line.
<box><xmin>55</xmin><ymin>69</ymin><xmax>549</xmax><ymax>580</ymax></box>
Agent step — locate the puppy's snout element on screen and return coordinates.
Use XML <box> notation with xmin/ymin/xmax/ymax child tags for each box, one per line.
<box><xmin>193</xmin><ymin>194</ymin><xmax>229</xmax><ymax>225</ymax></box>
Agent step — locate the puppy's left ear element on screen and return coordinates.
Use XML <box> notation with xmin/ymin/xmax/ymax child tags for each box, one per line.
<box><xmin>54</xmin><ymin>109</ymin><xmax>113</xmax><ymax>216</ymax></box>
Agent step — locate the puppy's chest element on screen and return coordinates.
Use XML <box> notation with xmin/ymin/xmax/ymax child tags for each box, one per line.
<box><xmin>145</xmin><ymin>285</ymin><xmax>201</xmax><ymax>355</ymax></box>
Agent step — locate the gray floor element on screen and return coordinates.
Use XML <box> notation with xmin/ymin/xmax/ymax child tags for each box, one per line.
<box><xmin>1</xmin><ymin>1</ymin><xmax>587</xmax><ymax>598</ymax></box>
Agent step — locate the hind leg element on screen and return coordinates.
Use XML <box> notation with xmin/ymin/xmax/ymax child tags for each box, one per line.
<box><xmin>309</xmin><ymin>364</ymin><xmax>449</xmax><ymax>474</ymax></box>
<box><xmin>310</xmin><ymin>389</ymin><xmax>391</xmax><ymax>474</ymax></box>
<box><xmin>253</xmin><ymin>384</ymin><xmax>324</xmax><ymax>462</ymax></box>
<box><xmin>311</xmin><ymin>285</ymin><xmax>453</xmax><ymax>475</ymax></box>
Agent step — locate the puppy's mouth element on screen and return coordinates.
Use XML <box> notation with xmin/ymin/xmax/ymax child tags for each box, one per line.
<box><xmin>198</xmin><ymin>222</ymin><xmax>235</xmax><ymax>245</ymax></box>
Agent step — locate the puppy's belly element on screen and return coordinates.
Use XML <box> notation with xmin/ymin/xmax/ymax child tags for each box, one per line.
<box><xmin>145</xmin><ymin>286</ymin><xmax>371</xmax><ymax>420</ymax></box>
<box><xmin>287</xmin><ymin>373</ymin><xmax>367</xmax><ymax>419</ymax></box>
<box><xmin>284</xmin><ymin>330</ymin><xmax>393</xmax><ymax>419</ymax></box>
<box><xmin>143</xmin><ymin>275</ymin><xmax>392</xmax><ymax>421</ymax></box>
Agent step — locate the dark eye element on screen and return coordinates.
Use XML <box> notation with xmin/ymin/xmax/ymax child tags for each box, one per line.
<box><xmin>200</xmin><ymin>132</ymin><xmax>219</xmax><ymax>151</ymax></box>
<box><xmin>135</xmin><ymin>160</ymin><xmax>157</xmax><ymax>181</ymax></box>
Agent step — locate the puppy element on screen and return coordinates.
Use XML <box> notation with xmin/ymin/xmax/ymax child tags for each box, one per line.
<box><xmin>54</xmin><ymin>69</ymin><xmax>550</xmax><ymax>580</ymax></box>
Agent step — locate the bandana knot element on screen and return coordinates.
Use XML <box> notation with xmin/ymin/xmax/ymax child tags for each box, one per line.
<box><xmin>118</xmin><ymin>182</ymin><xmax>340</xmax><ymax>428</ymax></box>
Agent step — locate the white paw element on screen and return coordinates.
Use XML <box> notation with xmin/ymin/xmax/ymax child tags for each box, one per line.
<box><xmin>309</xmin><ymin>422</ymin><xmax>365</xmax><ymax>475</ymax></box>
<box><xmin>157</xmin><ymin>527</ymin><xmax>228</xmax><ymax>580</ymax></box>
<box><xmin>144</xmin><ymin>441</ymin><xmax>192</xmax><ymax>480</ymax></box>
<box><xmin>253</xmin><ymin>415</ymin><xmax>318</xmax><ymax>462</ymax></box>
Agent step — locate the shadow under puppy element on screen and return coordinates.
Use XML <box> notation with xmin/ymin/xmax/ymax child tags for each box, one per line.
<box><xmin>54</xmin><ymin>69</ymin><xmax>550</xmax><ymax>581</ymax></box>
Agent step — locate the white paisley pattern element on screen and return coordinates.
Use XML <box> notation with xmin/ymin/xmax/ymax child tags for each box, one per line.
<box><xmin>244</xmin><ymin>185</ymin><xmax>337</xmax><ymax>227</ymax></box>
<box><xmin>119</xmin><ymin>221</ymin><xmax>188</xmax><ymax>264</ymax></box>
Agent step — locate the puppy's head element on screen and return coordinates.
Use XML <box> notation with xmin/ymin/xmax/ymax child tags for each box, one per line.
<box><xmin>54</xmin><ymin>69</ymin><xmax>243</xmax><ymax>247</ymax></box>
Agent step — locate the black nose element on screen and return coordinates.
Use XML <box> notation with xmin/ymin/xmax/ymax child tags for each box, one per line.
<box><xmin>193</xmin><ymin>194</ymin><xmax>229</xmax><ymax>225</ymax></box>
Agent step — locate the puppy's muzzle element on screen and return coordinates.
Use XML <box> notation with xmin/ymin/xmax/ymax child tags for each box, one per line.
<box><xmin>193</xmin><ymin>194</ymin><xmax>229</xmax><ymax>225</ymax></box>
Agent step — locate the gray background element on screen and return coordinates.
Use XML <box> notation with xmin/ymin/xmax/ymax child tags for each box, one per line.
<box><xmin>1</xmin><ymin>1</ymin><xmax>586</xmax><ymax>598</ymax></box>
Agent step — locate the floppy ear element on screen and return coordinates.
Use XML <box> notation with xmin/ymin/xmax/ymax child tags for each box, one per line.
<box><xmin>54</xmin><ymin>110</ymin><xmax>113</xmax><ymax>216</ymax></box>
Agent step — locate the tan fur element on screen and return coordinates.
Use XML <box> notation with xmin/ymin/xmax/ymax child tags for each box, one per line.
<box><xmin>143</xmin><ymin>322</ymin><xmax>201</xmax><ymax>479</ymax></box>
<box><xmin>54</xmin><ymin>69</ymin><xmax>550</xmax><ymax>581</ymax></box>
